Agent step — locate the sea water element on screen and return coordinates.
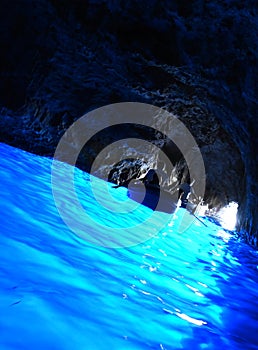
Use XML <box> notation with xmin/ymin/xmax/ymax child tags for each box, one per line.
<box><xmin>0</xmin><ymin>143</ymin><xmax>257</xmax><ymax>350</ymax></box>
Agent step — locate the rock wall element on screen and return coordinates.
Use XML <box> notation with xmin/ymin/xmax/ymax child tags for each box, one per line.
<box><xmin>0</xmin><ymin>0</ymin><xmax>257</xmax><ymax>246</ymax></box>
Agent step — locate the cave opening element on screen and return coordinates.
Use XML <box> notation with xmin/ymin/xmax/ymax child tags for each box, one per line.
<box><xmin>202</xmin><ymin>201</ymin><xmax>239</xmax><ymax>232</ymax></box>
<box><xmin>218</xmin><ymin>202</ymin><xmax>239</xmax><ymax>231</ymax></box>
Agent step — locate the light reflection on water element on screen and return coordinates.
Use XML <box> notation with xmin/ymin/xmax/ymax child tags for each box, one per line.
<box><xmin>0</xmin><ymin>143</ymin><xmax>257</xmax><ymax>350</ymax></box>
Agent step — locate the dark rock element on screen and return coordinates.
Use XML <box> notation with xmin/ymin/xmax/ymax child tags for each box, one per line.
<box><xmin>0</xmin><ymin>0</ymin><xmax>257</xmax><ymax>246</ymax></box>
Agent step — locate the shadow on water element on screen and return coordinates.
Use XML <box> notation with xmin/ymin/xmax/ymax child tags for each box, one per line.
<box><xmin>127</xmin><ymin>181</ymin><xmax>178</xmax><ymax>214</ymax></box>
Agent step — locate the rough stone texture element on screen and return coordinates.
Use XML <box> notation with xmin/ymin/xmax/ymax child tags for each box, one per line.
<box><xmin>0</xmin><ymin>0</ymin><xmax>257</xmax><ymax>246</ymax></box>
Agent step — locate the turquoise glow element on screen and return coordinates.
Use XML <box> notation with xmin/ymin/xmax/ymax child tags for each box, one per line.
<box><xmin>0</xmin><ymin>143</ymin><xmax>257</xmax><ymax>349</ymax></box>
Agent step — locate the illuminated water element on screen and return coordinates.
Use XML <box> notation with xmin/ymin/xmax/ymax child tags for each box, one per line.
<box><xmin>0</xmin><ymin>143</ymin><xmax>258</xmax><ymax>350</ymax></box>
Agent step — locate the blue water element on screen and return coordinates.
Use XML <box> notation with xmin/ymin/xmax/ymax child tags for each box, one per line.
<box><xmin>0</xmin><ymin>142</ymin><xmax>258</xmax><ymax>350</ymax></box>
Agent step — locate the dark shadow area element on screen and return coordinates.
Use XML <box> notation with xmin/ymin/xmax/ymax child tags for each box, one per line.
<box><xmin>127</xmin><ymin>182</ymin><xmax>178</xmax><ymax>214</ymax></box>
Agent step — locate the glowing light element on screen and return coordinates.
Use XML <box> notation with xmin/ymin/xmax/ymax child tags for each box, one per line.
<box><xmin>217</xmin><ymin>229</ymin><xmax>232</xmax><ymax>242</ymax></box>
<box><xmin>176</xmin><ymin>312</ymin><xmax>207</xmax><ymax>326</ymax></box>
<box><xmin>217</xmin><ymin>202</ymin><xmax>238</xmax><ymax>231</ymax></box>
<box><xmin>197</xmin><ymin>204</ymin><xmax>209</xmax><ymax>216</ymax></box>
<box><xmin>140</xmin><ymin>279</ymin><xmax>147</xmax><ymax>285</ymax></box>
<box><xmin>198</xmin><ymin>282</ymin><xmax>208</xmax><ymax>288</ymax></box>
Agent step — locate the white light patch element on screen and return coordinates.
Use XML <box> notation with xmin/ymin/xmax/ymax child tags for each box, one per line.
<box><xmin>176</xmin><ymin>312</ymin><xmax>207</xmax><ymax>326</ymax></box>
<box><xmin>197</xmin><ymin>204</ymin><xmax>209</xmax><ymax>216</ymax></box>
<box><xmin>217</xmin><ymin>202</ymin><xmax>238</xmax><ymax>231</ymax></box>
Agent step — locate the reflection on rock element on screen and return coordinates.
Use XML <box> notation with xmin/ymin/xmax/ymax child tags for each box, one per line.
<box><xmin>0</xmin><ymin>0</ymin><xmax>257</xmax><ymax>246</ymax></box>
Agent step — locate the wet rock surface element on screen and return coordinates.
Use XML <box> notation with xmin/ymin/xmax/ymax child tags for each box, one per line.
<box><xmin>0</xmin><ymin>0</ymin><xmax>257</xmax><ymax>246</ymax></box>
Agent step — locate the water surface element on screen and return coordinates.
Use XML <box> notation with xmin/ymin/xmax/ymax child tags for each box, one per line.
<box><xmin>0</xmin><ymin>143</ymin><xmax>257</xmax><ymax>350</ymax></box>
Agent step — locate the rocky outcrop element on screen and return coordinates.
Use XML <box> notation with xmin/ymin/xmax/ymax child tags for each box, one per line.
<box><xmin>0</xmin><ymin>0</ymin><xmax>257</xmax><ymax>246</ymax></box>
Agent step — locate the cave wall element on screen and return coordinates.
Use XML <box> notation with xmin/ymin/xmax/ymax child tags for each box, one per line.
<box><xmin>0</xmin><ymin>0</ymin><xmax>257</xmax><ymax>246</ymax></box>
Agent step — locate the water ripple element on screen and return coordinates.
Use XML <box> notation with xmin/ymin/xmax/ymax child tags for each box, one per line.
<box><xmin>0</xmin><ymin>143</ymin><xmax>257</xmax><ymax>349</ymax></box>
